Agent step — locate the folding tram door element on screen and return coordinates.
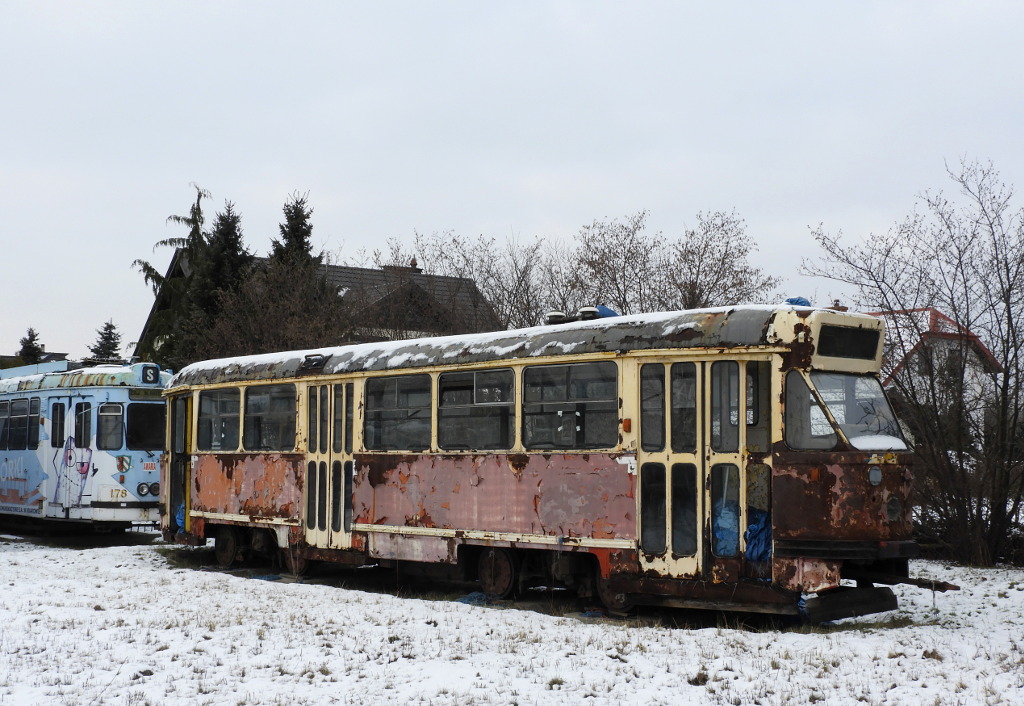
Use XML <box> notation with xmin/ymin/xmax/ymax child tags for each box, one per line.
<box><xmin>54</xmin><ymin>392</ymin><xmax>96</xmax><ymax>514</ymax></box>
<box><xmin>167</xmin><ymin>395</ymin><xmax>192</xmax><ymax>535</ymax></box>
<box><xmin>303</xmin><ymin>382</ymin><xmax>355</xmax><ymax>551</ymax></box>
<box><xmin>637</xmin><ymin>357</ymin><xmax>772</xmax><ymax>586</ymax></box>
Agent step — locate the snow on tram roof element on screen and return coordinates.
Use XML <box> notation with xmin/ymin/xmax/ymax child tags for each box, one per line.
<box><xmin>169</xmin><ymin>305</ymin><xmax>868</xmax><ymax>387</ymax></box>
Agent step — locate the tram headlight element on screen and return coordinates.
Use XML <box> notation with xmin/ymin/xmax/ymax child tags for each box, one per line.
<box><xmin>137</xmin><ymin>482</ymin><xmax>150</xmax><ymax>497</ymax></box>
<box><xmin>149</xmin><ymin>482</ymin><xmax>160</xmax><ymax>497</ymax></box>
<box><xmin>868</xmin><ymin>466</ymin><xmax>882</xmax><ymax>486</ymax></box>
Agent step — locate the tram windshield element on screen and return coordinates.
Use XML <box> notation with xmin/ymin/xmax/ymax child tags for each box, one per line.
<box><xmin>785</xmin><ymin>371</ymin><xmax>907</xmax><ymax>451</ymax></box>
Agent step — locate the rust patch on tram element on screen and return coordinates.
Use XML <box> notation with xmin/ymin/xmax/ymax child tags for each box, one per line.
<box><xmin>772</xmin><ymin>449</ymin><xmax>914</xmax><ymax>541</ymax></box>
<box><xmin>353</xmin><ymin>452</ymin><xmax>637</xmax><ymax>541</ymax></box>
<box><xmin>190</xmin><ymin>453</ymin><xmax>303</xmax><ymax>520</ymax></box>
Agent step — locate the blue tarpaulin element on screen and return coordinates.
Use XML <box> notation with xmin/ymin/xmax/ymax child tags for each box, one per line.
<box><xmin>744</xmin><ymin>508</ymin><xmax>772</xmax><ymax>563</ymax></box>
<box><xmin>712</xmin><ymin>500</ymin><xmax>740</xmax><ymax>556</ymax></box>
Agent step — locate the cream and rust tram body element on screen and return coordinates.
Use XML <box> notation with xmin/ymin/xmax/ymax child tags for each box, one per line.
<box><xmin>161</xmin><ymin>305</ymin><xmax>949</xmax><ymax>620</ymax></box>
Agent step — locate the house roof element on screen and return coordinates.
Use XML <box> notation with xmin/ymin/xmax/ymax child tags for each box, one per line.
<box><xmin>324</xmin><ymin>262</ymin><xmax>498</xmax><ymax>330</ymax></box>
<box><xmin>867</xmin><ymin>307</ymin><xmax>1002</xmax><ymax>383</ymax></box>
<box><xmin>133</xmin><ymin>250</ymin><xmax>500</xmax><ymax>358</ymax></box>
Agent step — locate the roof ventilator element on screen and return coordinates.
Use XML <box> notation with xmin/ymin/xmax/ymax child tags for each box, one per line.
<box><xmin>544</xmin><ymin>305</ymin><xmax>620</xmax><ymax>326</ymax></box>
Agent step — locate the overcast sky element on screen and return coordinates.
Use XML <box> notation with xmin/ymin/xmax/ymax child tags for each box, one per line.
<box><xmin>3</xmin><ymin>2</ymin><xmax>1022</xmax><ymax>361</ymax></box>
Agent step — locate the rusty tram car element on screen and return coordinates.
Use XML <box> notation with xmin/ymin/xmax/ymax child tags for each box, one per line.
<box><xmin>161</xmin><ymin>305</ymin><xmax>942</xmax><ymax>621</ymax></box>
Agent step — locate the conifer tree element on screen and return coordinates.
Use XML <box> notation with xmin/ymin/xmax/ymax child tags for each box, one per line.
<box><xmin>18</xmin><ymin>328</ymin><xmax>45</xmax><ymax>364</ymax></box>
<box><xmin>270</xmin><ymin>192</ymin><xmax>320</xmax><ymax>266</ymax></box>
<box><xmin>196</xmin><ymin>192</ymin><xmax>352</xmax><ymax>357</ymax></box>
<box><xmin>189</xmin><ymin>201</ymin><xmax>253</xmax><ymax>320</ymax></box>
<box><xmin>88</xmin><ymin>320</ymin><xmax>123</xmax><ymax>361</ymax></box>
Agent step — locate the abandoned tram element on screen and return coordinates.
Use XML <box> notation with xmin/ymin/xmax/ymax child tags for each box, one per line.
<box><xmin>0</xmin><ymin>361</ymin><xmax>169</xmax><ymax>530</ymax></box>
<box><xmin>161</xmin><ymin>305</ymin><xmax>953</xmax><ymax>621</ymax></box>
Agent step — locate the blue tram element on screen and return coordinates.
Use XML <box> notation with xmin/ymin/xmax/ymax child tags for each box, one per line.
<box><xmin>0</xmin><ymin>361</ymin><xmax>169</xmax><ymax>529</ymax></box>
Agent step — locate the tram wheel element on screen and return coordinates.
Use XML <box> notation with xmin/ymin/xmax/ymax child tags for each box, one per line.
<box><xmin>281</xmin><ymin>546</ymin><xmax>309</xmax><ymax>577</ymax></box>
<box><xmin>595</xmin><ymin>575</ymin><xmax>635</xmax><ymax>614</ymax></box>
<box><xmin>478</xmin><ymin>548</ymin><xmax>518</xmax><ymax>598</ymax></box>
<box><xmin>213</xmin><ymin>526</ymin><xmax>240</xmax><ymax>569</ymax></box>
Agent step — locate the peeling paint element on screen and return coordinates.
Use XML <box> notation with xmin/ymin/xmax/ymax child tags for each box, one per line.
<box><xmin>353</xmin><ymin>452</ymin><xmax>636</xmax><ymax>542</ymax></box>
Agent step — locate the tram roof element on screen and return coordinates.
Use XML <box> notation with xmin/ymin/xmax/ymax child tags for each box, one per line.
<box><xmin>0</xmin><ymin>363</ymin><xmax>170</xmax><ymax>395</ymax></box>
<box><xmin>169</xmin><ymin>305</ymin><xmax>881</xmax><ymax>388</ymax></box>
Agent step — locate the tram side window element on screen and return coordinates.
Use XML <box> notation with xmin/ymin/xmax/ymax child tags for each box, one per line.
<box><xmin>4</xmin><ymin>399</ymin><xmax>34</xmax><ymax>450</ymax></box>
<box><xmin>244</xmin><ymin>384</ymin><xmax>297</xmax><ymax>451</ymax></box>
<box><xmin>74</xmin><ymin>402</ymin><xmax>92</xmax><ymax>448</ymax></box>
<box><xmin>640</xmin><ymin>463</ymin><xmax>667</xmax><ymax>554</ymax></box>
<box><xmin>670</xmin><ymin>363</ymin><xmax>697</xmax><ymax>453</ymax></box>
<box><xmin>172</xmin><ymin>397</ymin><xmax>188</xmax><ymax>454</ymax></box>
<box><xmin>0</xmin><ymin>401</ymin><xmax>8</xmax><ymax>448</ymax></box>
<box><xmin>307</xmin><ymin>386</ymin><xmax>330</xmax><ymax>454</ymax></box>
<box><xmin>127</xmin><ymin>403</ymin><xmax>166</xmax><ymax>450</ymax></box>
<box><xmin>332</xmin><ymin>385</ymin><xmax>344</xmax><ymax>454</ymax></box>
<box><xmin>197</xmin><ymin>389</ymin><xmax>240</xmax><ymax>451</ymax></box>
<box><xmin>438</xmin><ymin>369</ymin><xmax>514</xmax><ymax>450</ymax></box>
<box><xmin>28</xmin><ymin>399</ymin><xmax>40</xmax><ymax>449</ymax></box>
<box><xmin>746</xmin><ymin>362</ymin><xmax>771</xmax><ymax>453</ymax></box>
<box><xmin>640</xmin><ymin>364</ymin><xmax>665</xmax><ymax>452</ymax></box>
<box><xmin>784</xmin><ymin>370</ymin><xmax>837</xmax><ymax>450</ymax></box>
<box><xmin>344</xmin><ymin>384</ymin><xmax>353</xmax><ymax>454</ymax></box>
<box><xmin>711</xmin><ymin>463</ymin><xmax>740</xmax><ymax>557</ymax></box>
<box><xmin>710</xmin><ymin>362</ymin><xmax>739</xmax><ymax>453</ymax></box>
<box><xmin>332</xmin><ymin>384</ymin><xmax>355</xmax><ymax>454</ymax></box>
<box><xmin>51</xmin><ymin>402</ymin><xmax>66</xmax><ymax>448</ymax></box>
<box><xmin>364</xmin><ymin>375</ymin><xmax>432</xmax><ymax>451</ymax></box>
<box><xmin>98</xmin><ymin>403</ymin><xmax>124</xmax><ymax>450</ymax></box>
<box><xmin>523</xmin><ymin>361</ymin><xmax>618</xmax><ymax>450</ymax></box>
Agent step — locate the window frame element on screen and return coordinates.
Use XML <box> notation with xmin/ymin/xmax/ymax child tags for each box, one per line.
<box><xmin>522</xmin><ymin>361</ymin><xmax>619</xmax><ymax>451</ymax></box>
<box><xmin>97</xmin><ymin>402</ymin><xmax>125</xmax><ymax>450</ymax></box>
<box><xmin>437</xmin><ymin>368</ymin><xmax>515</xmax><ymax>451</ymax></box>
<box><xmin>197</xmin><ymin>388</ymin><xmax>241</xmax><ymax>452</ymax></box>
<box><xmin>242</xmin><ymin>384</ymin><xmax>297</xmax><ymax>452</ymax></box>
<box><xmin>363</xmin><ymin>374</ymin><xmax>432</xmax><ymax>451</ymax></box>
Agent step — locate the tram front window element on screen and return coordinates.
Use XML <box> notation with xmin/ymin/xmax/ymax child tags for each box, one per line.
<box><xmin>809</xmin><ymin>372</ymin><xmax>907</xmax><ymax>451</ymax></box>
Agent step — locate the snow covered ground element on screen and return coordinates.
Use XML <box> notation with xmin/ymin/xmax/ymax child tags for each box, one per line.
<box><xmin>1</xmin><ymin>533</ymin><xmax>1022</xmax><ymax>706</ymax></box>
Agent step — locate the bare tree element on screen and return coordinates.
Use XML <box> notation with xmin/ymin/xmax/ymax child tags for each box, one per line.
<box><xmin>569</xmin><ymin>211</ymin><xmax>661</xmax><ymax>315</ymax></box>
<box><xmin>655</xmin><ymin>210</ymin><xmax>781</xmax><ymax>309</ymax></box>
<box><xmin>536</xmin><ymin>238</ymin><xmax>586</xmax><ymax>321</ymax></box>
<box><xmin>805</xmin><ymin>160</ymin><xmax>1024</xmax><ymax>565</ymax></box>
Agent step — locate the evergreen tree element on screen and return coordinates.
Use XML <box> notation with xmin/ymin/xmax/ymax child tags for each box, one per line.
<box><xmin>18</xmin><ymin>328</ymin><xmax>45</xmax><ymax>364</ymax></box>
<box><xmin>88</xmin><ymin>320</ymin><xmax>123</xmax><ymax>361</ymax></box>
<box><xmin>189</xmin><ymin>201</ymin><xmax>254</xmax><ymax>320</ymax></box>
<box><xmin>270</xmin><ymin>192</ymin><xmax>321</xmax><ymax>266</ymax></box>
<box><xmin>195</xmin><ymin>192</ymin><xmax>351</xmax><ymax>358</ymax></box>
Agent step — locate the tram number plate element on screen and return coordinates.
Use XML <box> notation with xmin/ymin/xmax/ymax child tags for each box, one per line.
<box><xmin>100</xmin><ymin>486</ymin><xmax>129</xmax><ymax>502</ymax></box>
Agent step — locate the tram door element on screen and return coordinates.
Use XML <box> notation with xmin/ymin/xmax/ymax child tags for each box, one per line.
<box><xmin>638</xmin><ymin>359</ymin><xmax>772</xmax><ymax>582</ymax></box>
<box><xmin>304</xmin><ymin>383</ymin><xmax>355</xmax><ymax>550</ymax></box>
<box><xmin>637</xmin><ymin>361</ymin><xmax>703</xmax><ymax>579</ymax></box>
<box><xmin>168</xmin><ymin>395</ymin><xmax>192</xmax><ymax>533</ymax></box>
<box><xmin>53</xmin><ymin>394</ymin><xmax>96</xmax><ymax>511</ymax></box>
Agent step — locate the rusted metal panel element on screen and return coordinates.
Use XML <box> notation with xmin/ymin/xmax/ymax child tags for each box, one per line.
<box><xmin>773</xmin><ymin>556</ymin><xmax>842</xmax><ymax>592</ymax></box>
<box><xmin>610</xmin><ymin>573</ymin><xmax>800</xmax><ymax>608</ymax></box>
<box><xmin>191</xmin><ymin>453</ymin><xmax>303</xmax><ymax>521</ymax></box>
<box><xmin>367</xmin><ymin>533</ymin><xmax>456</xmax><ymax>563</ymax></box>
<box><xmin>772</xmin><ymin>449</ymin><xmax>913</xmax><ymax>541</ymax></box>
<box><xmin>352</xmin><ymin>452</ymin><xmax>636</xmax><ymax>540</ymax></box>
